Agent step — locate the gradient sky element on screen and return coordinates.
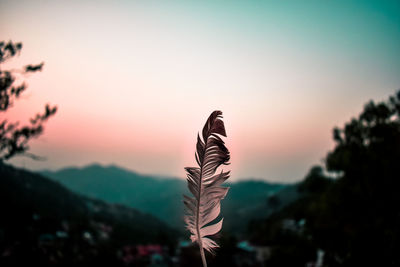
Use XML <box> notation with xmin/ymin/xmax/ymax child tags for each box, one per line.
<box><xmin>1</xmin><ymin>0</ymin><xmax>400</xmax><ymax>182</ymax></box>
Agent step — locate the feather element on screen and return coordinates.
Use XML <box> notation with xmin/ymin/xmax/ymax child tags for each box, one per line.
<box><xmin>183</xmin><ymin>110</ymin><xmax>230</xmax><ymax>267</ymax></box>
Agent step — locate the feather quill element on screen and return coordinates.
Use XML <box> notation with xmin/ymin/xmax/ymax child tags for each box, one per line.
<box><xmin>183</xmin><ymin>110</ymin><xmax>230</xmax><ymax>267</ymax></box>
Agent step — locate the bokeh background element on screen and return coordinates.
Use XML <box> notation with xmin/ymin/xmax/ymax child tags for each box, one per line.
<box><xmin>1</xmin><ymin>1</ymin><xmax>400</xmax><ymax>266</ymax></box>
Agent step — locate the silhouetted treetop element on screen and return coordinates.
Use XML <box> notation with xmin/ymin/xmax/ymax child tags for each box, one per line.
<box><xmin>327</xmin><ymin>90</ymin><xmax>400</xmax><ymax>174</ymax></box>
<box><xmin>0</xmin><ymin>40</ymin><xmax>57</xmax><ymax>161</ymax></box>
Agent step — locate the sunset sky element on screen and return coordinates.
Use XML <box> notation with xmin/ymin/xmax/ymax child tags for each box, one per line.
<box><xmin>2</xmin><ymin>0</ymin><xmax>400</xmax><ymax>182</ymax></box>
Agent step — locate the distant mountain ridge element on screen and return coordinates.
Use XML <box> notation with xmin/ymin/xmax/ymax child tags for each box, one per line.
<box><xmin>41</xmin><ymin>163</ymin><xmax>300</xmax><ymax>233</ymax></box>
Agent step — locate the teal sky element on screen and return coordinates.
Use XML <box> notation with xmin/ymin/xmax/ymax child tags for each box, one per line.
<box><xmin>1</xmin><ymin>0</ymin><xmax>400</xmax><ymax>182</ymax></box>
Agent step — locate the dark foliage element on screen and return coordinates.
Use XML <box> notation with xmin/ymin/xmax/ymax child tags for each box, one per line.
<box><xmin>249</xmin><ymin>91</ymin><xmax>400</xmax><ymax>266</ymax></box>
<box><xmin>320</xmin><ymin>91</ymin><xmax>400</xmax><ymax>266</ymax></box>
<box><xmin>0</xmin><ymin>41</ymin><xmax>57</xmax><ymax>161</ymax></box>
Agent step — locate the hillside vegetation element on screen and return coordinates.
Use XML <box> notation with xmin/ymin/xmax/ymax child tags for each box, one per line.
<box><xmin>0</xmin><ymin>162</ymin><xmax>177</xmax><ymax>266</ymax></box>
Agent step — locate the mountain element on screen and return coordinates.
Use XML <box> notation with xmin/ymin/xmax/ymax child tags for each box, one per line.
<box><xmin>0</xmin><ymin>162</ymin><xmax>177</xmax><ymax>266</ymax></box>
<box><xmin>41</xmin><ymin>164</ymin><xmax>299</xmax><ymax>233</ymax></box>
<box><xmin>223</xmin><ymin>180</ymin><xmax>300</xmax><ymax>232</ymax></box>
<box><xmin>41</xmin><ymin>164</ymin><xmax>187</xmax><ymax>232</ymax></box>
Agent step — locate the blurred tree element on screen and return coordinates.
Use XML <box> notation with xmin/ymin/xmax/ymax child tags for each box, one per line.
<box><xmin>249</xmin><ymin>91</ymin><xmax>400</xmax><ymax>266</ymax></box>
<box><xmin>318</xmin><ymin>91</ymin><xmax>400</xmax><ymax>266</ymax></box>
<box><xmin>0</xmin><ymin>41</ymin><xmax>57</xmax><ymax>161</ymax></box>
<box><xmin>298</xmin><ymin>165</ymin><xmax>332</xmax><ymax>194</ymax></box>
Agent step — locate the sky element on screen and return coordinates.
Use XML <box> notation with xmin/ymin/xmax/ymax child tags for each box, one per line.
<box><xmin>1</xmin><ymin>0</ymin><xmax>400</xmax><ymax>182</ymax></box>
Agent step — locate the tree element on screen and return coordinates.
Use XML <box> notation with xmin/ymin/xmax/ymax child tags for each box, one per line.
<box><xmin>319</xmin><ymin>91</ymin><xmax>400</xmax><ymax>266</ymax></box>
<box><xmin>297</xmin><ymin>165</ymin><xmax>332</xmax><ymax>194</ymax></box>
<box><xmin>248</xmin><ymin>91</ymin><xmax>400</xmax><ymax>266</ymax></box>
<box><xmin>0</xmin><ymin>41</ymin><xmax>57</xmax><ymax>161</ymax></box>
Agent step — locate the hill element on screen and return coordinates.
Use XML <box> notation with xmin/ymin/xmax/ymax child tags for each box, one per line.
<box><xmin>41</xmin><ymin>164</ymin><xmax>299</xmax><ymax>234</ymax></box>
<box><xmin>0</xmin><ymin>162</ymin><xmax>177</xmax><ymax>266</ymax></box>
